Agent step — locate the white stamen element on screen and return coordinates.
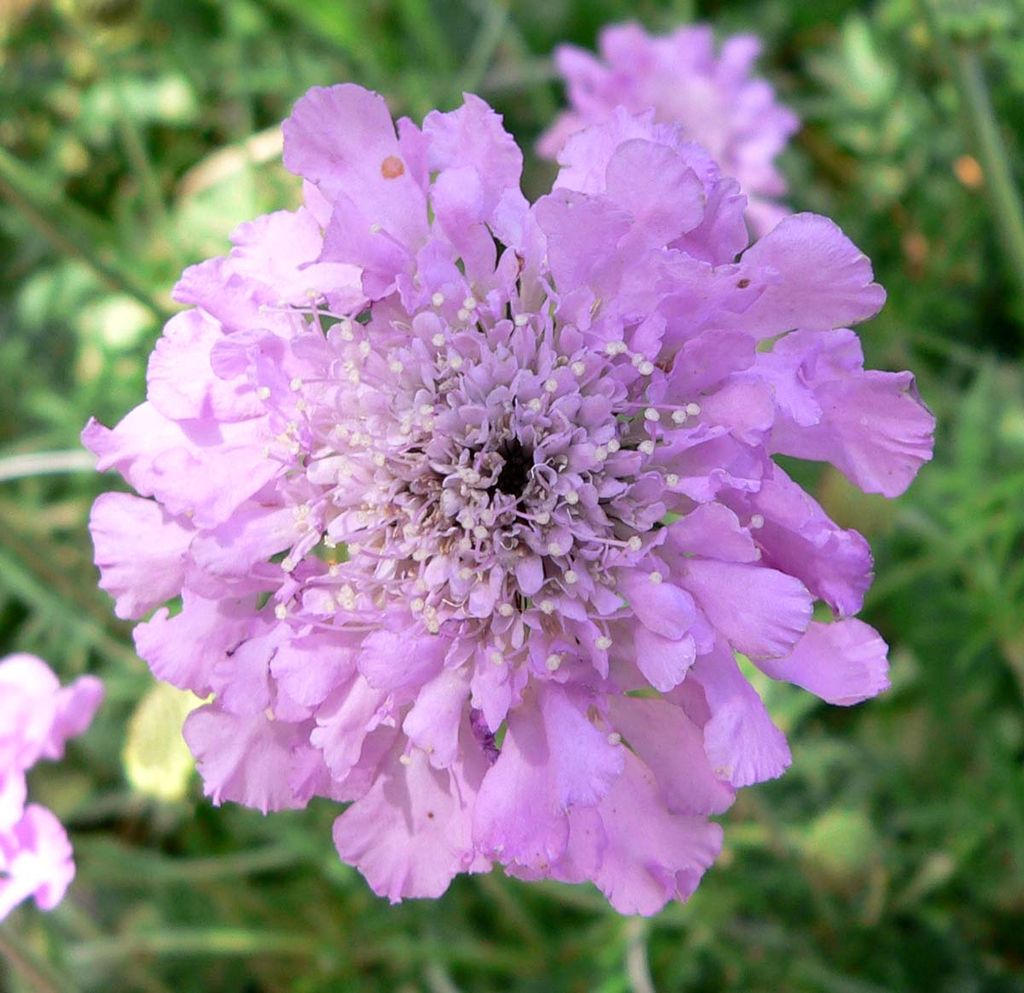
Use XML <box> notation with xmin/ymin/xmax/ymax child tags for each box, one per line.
<box><xmin>462</xmin><ymin>296</ymin><xmax>477</xmax><ymax>310</ymax></box>
<box><xmin>498</xmin><ymin>603</ymin><xmax>515</xmax><ymax>617</ymax></box>
<box><xmin>399</xmin><ymin>754</ymin><xmax>412</xmax><ymax>766</ymax></box>
<box><xmin>649</xmin><ymin>571</ymin><xmax>664</xmax><ymax>584</ymax></box>
<box><xmin>571</xmin><ymin>361</ymin><xmax>586</xmax><ymax>376</ymax></box>
<box><xmin>639</xmin><ymin>440</ymin><xmax>655</xmax><ymax>455</ymax></box>
<box><xmin>544</xmin><ymin>378</ymin><xmax>558</xmax><ymax>393</ymax></box>
<box><xmin>607</xmin><ymin>732</ymin><xmax>622</xmax><ymax>745</ymax></box>
<box><xmin>565</xmin><ymin>492</ymin><xmax>579</xmax><ymax>505</ymax></box>
<box><xmin>257</xmin><ymin>386</ymin><xmax>271</xmax><ymax>400</ymax></box>
<box><xmin>514</xmin><ymin>313</ymin><xmax>530</xmax><ymax>327</ymax></box>
<box><xmin>290</xmin><ymin>377</ymin><xmax>303</xmax><ymax>391</ymax></box>
<box><xmin>432</xmin><ymin>333</ymin><xmax>446</xmax><ymax>347</ymax></box>
<box><xmin>685</xmin><ymin>402</ymin><xmax>702</xmax><ymax>416</ymax></box>
<box><xmin>666</xmin><ymin>473</ymin><xmax>680</xmax><ymax>487</ymax></box>
<box><xmin>638</xmin><ymin>361</ymin><xmax>655</xmax><ymax>375</ymax></box>
<box><xmin>539</xmin><ymin>599</ymin><xmax>555</xmax><ymax>615</ymax></box>
<box><xmin>274</xmin><ymin>603</ymin><xmax>288</xmax><ymax>620</ymax></box>
<box><xmin>750</xmin><ymin>514</ymin><xmax>765</xmax><ymax>529</ymax></box>
<box><xmin>431</xmin><ymin>292</ymin><xmax>445</xmax><ymax>307</ymax></box>
<box><xmin>671</xmin><ymin>409</ymin><xmax>688</xmax><ymax>424</ymax></box>
<box><xmin>596</xmin><ymin>636</ymin><xmax>613</xmax><ymax>650</ymax></box>
<box><xmin>606</xmin><ymin>439</ymin><xmax>620</xmax><ymax>453</ymax></box>
<box><xmin>644</xmin><ymin>407</ymin><xmax>661</xmax><ymax>422</ymax></box>
<box><xmin>545</xmin><ymin>654</ymin><xmax>562</xmax><ymax>672</ymax></box>
<box><xmin>564</xmin><ymin>570</ymin><xmax>579</xmax><ymax>585</ymax></box>
<box><xmin>627</xmin><ymin>536</ymin><xmax>642</xmax><ymax>552</ymax></box>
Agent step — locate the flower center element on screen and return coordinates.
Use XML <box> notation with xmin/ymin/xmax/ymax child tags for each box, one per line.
<box><xmin>491</xmin><ymin>439</ymin><xmax>532</xmax><ymax>499</ymax></box>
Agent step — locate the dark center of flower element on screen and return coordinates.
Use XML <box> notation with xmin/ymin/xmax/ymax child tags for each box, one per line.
<box><xmin>492</xmin><ymin>439</ymin><xmax>532</xmax><ymax>499</ymax></box>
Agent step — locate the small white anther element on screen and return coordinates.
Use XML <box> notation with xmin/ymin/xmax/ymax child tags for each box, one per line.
<box><xmin>457</xmin><ymin>308</ymin><xmax>470</xmax><ymax>322</ymax></box>
<box><xmin>671</xmin><ymin>409</ymin><xmax>688</xmax><ymax>424</ymax></box>
<box><xmin>458</xmin><ymin>567</ymin><xmax>474</xmax><ymax>581</ymax></box>
<box><xmin>666</xmin><ymin>473</ymin><xmax>680</xmax><ymax>487</ymax></box>
<box><xmin>411</xmin><ymin>598</ymin><xmax>425</xmax><ymax>613</ymax></box>
<box><xmin>638</xmin><ymin>361</ymin><xmax>655</xmax><ymax>375</ymax></box>
<box><xmin>607</xmin><ymin>732</ymin><xmax>622</xmax><ymax>746</ymax></box>
<box><xmin>431</xmin><ymin>292</ymin><xmax>445</xmax><ymax>307</ymax></box>
<box><xmin>571</xmin><ymin>361</ymin><xmax>586</xmax><ymax>376</ymax></box>
<box><xmin>358</xmin><ymin>340</ymin><xmax>371</xmax><ymax>357</ymax></box>
<box><xmin>539</xmin><ymin>599</ymin><xmax>555</xmax><ymax>615</ymax></box>
<box><xmin>389</xmin><ymin>359</ymin><xmax>404</xmax><ymax>373</ymax></box>
<box><xmin>462</xmin><ymin>296</ymin><xmax>477</xmax><ymax>310</ymax></box>
<box><xmin>607</xmin><ymin>439</ymin><xmax>621</xmax><ymax>453</ymax></box>
<box><xmin>372</xmin><ymin>453</ymin><xmax>386</xmax><ymax>467</ymax></box>
<box><xmin>544</xmin><ymin>378</ymin><xmax>558</xmax><ymax>393</ymax></box>
<box><xmin>750</xmin><ymin>514</ymin><xmax>765</xmax><ymax>529</ymax></box>
<box><xmin>514</xmin><ymin>313</ymin><xmax>530</xmax><ymax>327</ymax></box>
<box><xmin>596</xmin><ymin>636</ymin><xmax>613</xmax><ymax>650</ymax></box>
<box><xmin>644</xmin><ymin>407</ymin><xmax>661</xmax><ymax>422</ymax></box>
<box><xmin>489</xmin><ymin>649</ymin><xmax>504</xmax><ymax>666</ymax></box>
<box><xmin>565</xmin><ymin>491</ymin><xmax>579</xmax><ymax>505</ymax></box>
<box><xmin>564</xmin><ymin>570</ymin><xmax>579</xmax><ymax>585</ymax></box>
<box><xmin>534</xmin><ymin>511</ymin><xmax>551</xmax><ymax>525</ymax></box>
<box><xmin>545</xmin><ymin>654</ymin><xmax>562</xmax><ymax>672</ymax></box>
<box><xmin>420</xmin><ymin>404</ymin><xmax>435</xmax><ymax>416</ymax></box>
<box><xmin>528</xmin><ymin>398</ymin><xmax>542</xmax><ymax>413</ymax></box>
<box><xmin>432</xmin><ymin>333</ymin><xmax>446</xmax><ymax>347</ymax></box>
<box><xmin>274</xmin><ymin>603</ymin><xmax>288</xmax><ymax>620</ymax></box>
<box><xmin>449</xmin><ymin>354</ymin><xmax>464</xmax><ymax>370</ymax></box>
<box><xmin>649</xmin><ymin>570</ymin><xmax>664</xmax><ymax>584</ymax></box>
<box><xmin>639</xmin><ymin>440</ymin><xmax>655</xmax><ymax>455</ymax></box>
<box><xmin>627</xmin><ymin>536</ymin><xmax>643</xmax><ymax>552</ymax></box>
<box><xmin>685</xmin><ymin>402</ymin><xmax>702</xmax><ymax>417</ymax></box>
<box><xmin>257</xmin><ymin>386</ymin><xmax>271</xmax><ymax>400</ymax></box>
<box><xmin>369</xmin><ymin>222</ymin><xmax>382</xmax><ymax>234</ymax></box>
<box><xmin>498</xmin><ymin>603</ymin><xmax>515</xmax><ymax>617</ymax></box>
<box><xmin>290</xmin><ymin>377</ymin><xmax>303</xmax><ymax>391</ymax></box>
<box><xmin>594</xmin><ymin>447</ymin><xmax>608</xmax><ymax>461</ymax></box>
<box><xmin>399</xmin><ymin>754</ymin><xmax>413</xmax><ymax>766</ymax></box>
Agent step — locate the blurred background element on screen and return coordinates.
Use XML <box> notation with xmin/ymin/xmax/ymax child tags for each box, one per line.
<box><xmin>1</xmin><ymin>0</ymin><xmax>1023</xmax><ymax>990</ymax></box>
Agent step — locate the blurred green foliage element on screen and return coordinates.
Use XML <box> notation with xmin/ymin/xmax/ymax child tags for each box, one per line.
<box><xmin>1</xmin><ymin>1</ymin><xmax>1023</xmax><ymax>991</ymax></box>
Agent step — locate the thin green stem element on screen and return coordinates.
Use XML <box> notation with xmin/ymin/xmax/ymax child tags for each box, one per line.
<box><xmin>66</xmin><ymin>928</ymin><xmax>318</xmax><ymax>967</ymax></box>
<box><xmin>0</xmin><ymin>926</ymin><xmax>80</xmax><ymax>993</ymax></box>
<box><xmin>624</xmin><ymin>918</ymin><xmax>657</xmax><ymax>993</ymax></box>
<box><xmin>0</xmin><ymin>450</ymin><xmax>95</xmax><ymax>484</ymax></box>
<box><xmin>951</xmin><ymin>43</ymin><xmax>1024</xmax><ymax>307</ymax></box>
<box><xmin>456</xmin><ymin>0</ymin><xmax>510</xmax><ymax>100</ymax></box>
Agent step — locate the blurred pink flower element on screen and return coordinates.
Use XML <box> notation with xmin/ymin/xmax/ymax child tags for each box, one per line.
<box><xmin>539</xmin><ymin>22</ymin><xmax>799</xmax><ymax>236</ymax></box>
<box><xmin>0</xmin><ymin>654</ymin><xmax>102</xmax><ymax>919</ymax></box>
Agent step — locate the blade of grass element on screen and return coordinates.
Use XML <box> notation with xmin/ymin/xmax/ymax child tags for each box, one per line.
<box><xmin>0</xmin><ymin>450</ymin><xmax>95</xmax><ymax>483</ymax></box>
<box><xmin>0</xmin><ymin>148</ymin><xmax>171</xmax><ymax>321</ymax></box>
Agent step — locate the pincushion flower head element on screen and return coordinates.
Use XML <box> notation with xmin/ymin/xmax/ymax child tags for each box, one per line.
<box><xmin>0</xmin><ymin>654</ymin><xmax>103</xmax><ymax>920</ymax></box>
<box><xmin>538</xmin><ymin>22</ymin><xmax>800</xmax><ymax>236</ymax></box>
<box><xmin>85</xmin><ymin>84</ymin><xmax>933</xmax><ymax>914</ymax></box>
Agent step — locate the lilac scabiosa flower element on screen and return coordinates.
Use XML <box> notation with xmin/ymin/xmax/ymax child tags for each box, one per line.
<box><xmin>538</xmin><ymin>22</ymin><xmax>800</xmax><ymax>236</ymax></box>
<box><xmin>84</xmin><ymin>84</ymin><xmax>933</xmax><ymax>914</ymax></box>
<box><xmin>0</xmin><ymin>654</ymin><xmax>103</xmax><ymax>920</ymax></box>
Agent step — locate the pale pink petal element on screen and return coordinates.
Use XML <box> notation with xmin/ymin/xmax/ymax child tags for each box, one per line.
<box><xmin>756</xmin><ymin>619</ymin><xmax>889</xmax><ymax>705</ymax></box>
